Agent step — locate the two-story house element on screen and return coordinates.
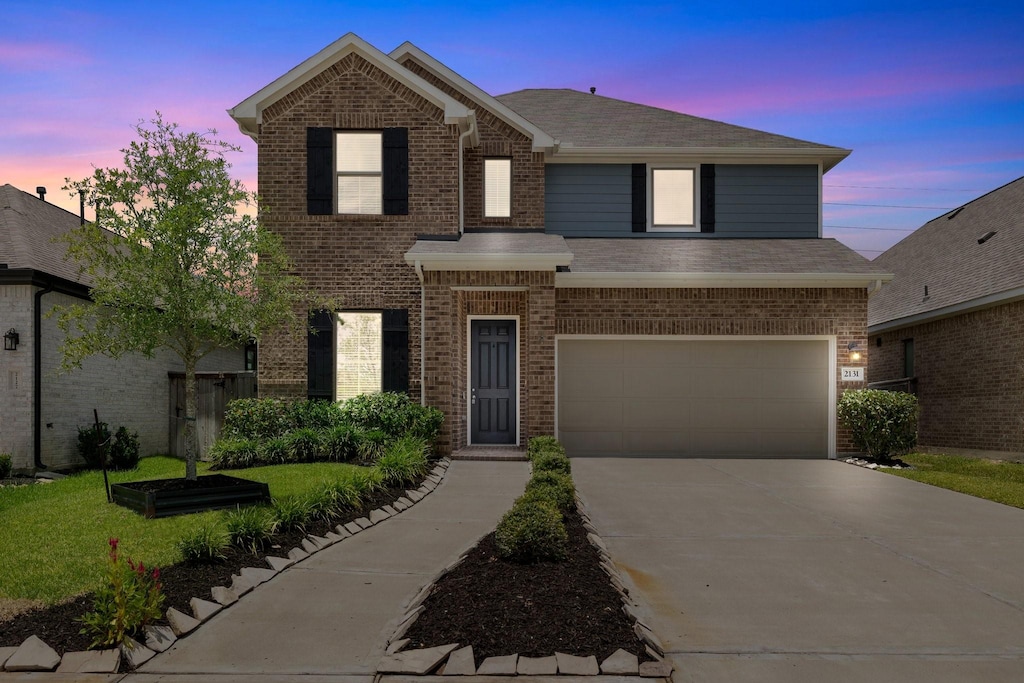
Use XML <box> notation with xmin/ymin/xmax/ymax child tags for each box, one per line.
<box><xmin>228</xmin><ymin>34</ymin><xmax>889</xmax><ymax>459</ymax></box>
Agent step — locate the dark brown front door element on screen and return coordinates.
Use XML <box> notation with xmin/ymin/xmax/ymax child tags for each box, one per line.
<box><xmin>471</xmin><ymin>319</ymin><xmax>516</xmax><ymax>444</ymax></box>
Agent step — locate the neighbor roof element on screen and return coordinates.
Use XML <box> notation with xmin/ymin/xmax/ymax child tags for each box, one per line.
<box><xmin>0</xmin><ymin>184</ymin><xmax>88</xmax><ymax>284</ymax></box>
<box><xmin>496</xmin><ymin>89</ymin><xmax>850</xmax><ymax>169</ymax></box>
<box><xmin>868</xmin><ymin>176</ymin><xmax>1024</xmax><ymax>331</ymax></box>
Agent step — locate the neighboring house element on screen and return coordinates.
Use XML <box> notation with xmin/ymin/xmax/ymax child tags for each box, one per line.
<box><xmin>868</xmin><ymin>176</ymin><xmax>1024</xmax><ymax>458</ymax></box>
<box><xmin>228</xmin><ymin>33</ymin><xmax>889</xmax><ymax>458</ymax></box>
<box><xmin>0</xmin><ymin>184</ymin><xmax>245</xmax><ymax>472</ymax></box>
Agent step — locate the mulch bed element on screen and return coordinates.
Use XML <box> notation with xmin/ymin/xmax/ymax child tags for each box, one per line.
<box><xmin>404</xmin><ymin>508</ymin><xmax>653</xmax><ymax>666</ymax></box>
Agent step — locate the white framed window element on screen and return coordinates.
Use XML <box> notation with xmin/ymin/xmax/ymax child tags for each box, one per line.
<box><xmin>335</xmin><ymin>311</ymin><xmax>382</xmax><ymax>401</ymax></box>
<box><xmin>650</xmin><ymin>167</ymin><xmax>697</xmax><ymax>231</ymax></box>
<box><xmin>336</xmin><ymin>132</ymin><xmax>382</xmax><ymax>215</ymax></box>
<box><xmin>484</xmin><ymin>158</ymin><xmax>512</xmax><ymax>218</ymax></box>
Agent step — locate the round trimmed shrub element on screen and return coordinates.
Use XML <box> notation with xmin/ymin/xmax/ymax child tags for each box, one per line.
<box><xmin>532</xmin><ymin>451</ymin><xmax>571</xmax><ymax>475</ymax></box>
<box><xmin>524</xmin><ymin>470</ymin><xmax>576</xmax><ymax>511</ymax></box>
<box><xmin>77</xmin><ymin>422</ymin><xmax>111</xmax><ymax>469</ymax></box>
<box><xmin>837</xmin><ymin>389</ymin><xmax>918</xmax><ymax>461</ymax></box>
<box><xmin>527</xmin><ymin>436</ymin><xmax>565</xmax><ymax>460</ymax></box>
<box><xmin>109</xmin><ymin>427</ymin><xmax>140</xmax><ymax>470</ymax></box>
<box><xmin>494</xmin><ymin>498</ymin><xmax>568</xmax><ymax>563</ymax></box>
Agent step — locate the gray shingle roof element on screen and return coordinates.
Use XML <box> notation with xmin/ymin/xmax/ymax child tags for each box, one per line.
<box><xmin>566</xmin><ymin>237</ymin><xmax>885</xmax><ymax>275</ymax></box>
<box><xmin>0</xmin><ymin>184</ymin><xmax>87</xmax><ymax>283</ymax></box>
<box><xmin>406</xmin><ymin>231</ymin><xmax>570</xmax><ymax>256</ymax></box>
<box><xmin>868</xmin><ymin>176</ymin><xmax>1024</xmax><ymax>328</ymax></box>
<box><xmin>495</xmin><ymin>89</ymin><xmax>847</xmax><ymax>152</ymax></box>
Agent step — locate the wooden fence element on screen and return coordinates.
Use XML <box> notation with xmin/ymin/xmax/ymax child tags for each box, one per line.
<box><xmin>169</xmin><ymin>371</ymin><xmax>256</xmax><ymax>460</ymax></box>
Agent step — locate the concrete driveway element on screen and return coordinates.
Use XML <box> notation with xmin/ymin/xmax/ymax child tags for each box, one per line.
<box><xmin>573</xmin><ymin>458</ymin><xmax>1024</xmax><ymax>683</ymax></box>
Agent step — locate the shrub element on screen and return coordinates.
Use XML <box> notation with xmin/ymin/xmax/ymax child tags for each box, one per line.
<box><xmin>77</xmin><ymin>422</ymin><xmax>111</xmax><ymax>469</ymax></box>
<box><xmin>302</xmin><ymin>483</ymin><xmax>345</xmax><ymax>523</ymax></box>
<box><xmin>532</xmin><ymin>451</ymin><xmax>571</xmax><ymax>475</ymax></box>
<box><xmin>288</xmin><ymin>399</ymin><xmax>343</xmax><ymax>431</ymax></box>
<box><xmin>341</xmin><ymin>392</ymin><xmax>413</xmax><ymax>436</ymax></box>
<box><xmin>837</xmin><ymin>389</ymin><xmax>919</xmax><ymax>461</ymax></box>
<box><xmin>351</xmin><ymin>466</ymin><xmax>387</xmax><ymax>497</ymax></box>
<box><xmin>259</xmin><ymin>435</ymin><xmax>292</xmax><ymax>465</ymax></box>
<box><xmin>108</xmin><ymin>427</ymin><xmax>141</xmax><ymax>471</ymax></box>
<box><xmin>409</xmin><ymin>405</ymin><xmax>444</xmax><ymax>443</ymax></box>
<box><xmin>527</xmin><ymin>436</ymin><xmax>565</xmax><ymax>460</ymax></box>
<box><xmin>79</xmin><ymin>538</ymin><xmax>164</xmax><ymax>649</ymax></box>
<box><xmin>524</xmin><ymin>471</ymin><xmax>576</xmax><ymax>512</ymax></box>
<box><xmin>358</xmin><ymin>429</ymin><xmax>392</xmax><ymax>462</ymax></box>
<box><xmin>0</xmin><ymin>453</ymin><xmax>12</xmax><ymax>479</ymax></box>
<box><xmin>177</xmin><ymin>522</ymin><xmax>230</xmax><ymax>563</ymax></box>
<box><xmin>222</xmin><ymin>398</ymin><xmax>290</xmax><ymax>440</ymax></box>
<box><xmin>495</xmin><ymin>498</ymin><xmax>568</xmax><ymax>563</ymax></box>
<box><xmin>225</xmin><ymin>506</ymin><xmax>277</xmax><ymax>553</ymax></box>
<box><xmin>322</xmin><ymin>423</ymin><xmax>361</xmax><ymax>462</ymax></box>
<box><xmin>375</xmin><ymin>436</ymin><xmax>429</xmax><ymax>486</ymax></box>
<box><xmin>209</xmin><ymin>438</ymin><xmax>261</xmax><ymax>470</ymax></box>
<box><xmin>284</xmin><ymin>428</ymin><xmax>323</xmax><ymax>462</ymax></box>
<box><xmin>272</xmin><ymin>496</ymin><xmax>315</xmax><ymax>533</ymax></box>
<box><xmin>320</xmin><ymin>475</ymin><xmax>364</xmax><ymax>512</ymax></box>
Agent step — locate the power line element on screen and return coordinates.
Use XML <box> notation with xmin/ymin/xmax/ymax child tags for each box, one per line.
<box><xmin>824</xmin><ymin>184</ymin><xmax>983</xmax><ymax>193</ymax></box>
<box><xmin>824</xmin><ymin>202</ymin><xmax>954</xmax><ymax>210</ymax></box>
<box><xmin>823</xmin><ymin>225</ymin><xmax>915</xmax><ymax>232</ymax></box>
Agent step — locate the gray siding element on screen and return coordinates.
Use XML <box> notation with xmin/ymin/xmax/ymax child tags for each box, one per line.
<box><xmin>545</xmin><ymin>163</ymin><xmax>819</xmax><ymax>238</ymax></box>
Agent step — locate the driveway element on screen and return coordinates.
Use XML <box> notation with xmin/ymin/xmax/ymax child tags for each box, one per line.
<box><xmin>573</xmin><ymin>458</ymin><xmax>1024</xmax><ymax>683</ymax></box>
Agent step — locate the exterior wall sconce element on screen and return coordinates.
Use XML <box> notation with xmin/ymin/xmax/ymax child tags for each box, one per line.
<box><xmin>847</xmin><ymin>340</ymin><xmax>862</xmax><ymax>362</ymax></box>
<box><xmin>4</xmin><ymin>328</ymin><xmax>19</xmax><ymax>351</ymax></box>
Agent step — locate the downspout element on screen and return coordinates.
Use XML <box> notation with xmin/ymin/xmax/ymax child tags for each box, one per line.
<box><xmin>457</xmin><ymin>112</ymin><xmax>477</xmax><ymax>235</ymax></box>
<box><xmin>33</xmin><ymin>280</ymin><xmax>54</xmax><ymax>469</ymax></box>
<box><xmin>413</xmin><ymin>260</ymin><xmax>425</xmax><ymax>405</ymax></box>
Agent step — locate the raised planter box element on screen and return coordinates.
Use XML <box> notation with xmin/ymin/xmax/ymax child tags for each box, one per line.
<box><xmin>111</xmin><ymin>474</ymin><xmax>270</xmax><ymax>518</ymax></box>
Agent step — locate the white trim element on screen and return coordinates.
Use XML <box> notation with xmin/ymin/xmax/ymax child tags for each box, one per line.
<box><xmin>405</xmin><ymin>252</ymin><xmax>572</xmax><ymax>271</ymax></box>
<box><xmin>228</xmin><ymin>33</ymin><xmax>472</xmax><ymax>140</ymax></box>
<box><xmin>817</xmin><ymin>162</ymin><xmax>823</xmax><ymax>239</ymax></box>
<box><xmin>450</xmin><ymin>286</ymin><xmax>530</xmax><ymax>292</ymax></box>
<box><xmin>868</xmin><ymin>286</ymin><xmax>1024</xmax><ymax>334</ymax></box>
<box><xmin>554</xmin><ymin>334</ymin><xmax>837</xmax><ymax>459</ymax></box>
<box><xmin>545</xmin><ymin>147</ymin><xmax>850</xmax><ymax>171</ymax></box>
<box><xmin>648</xmin><ymin>165</ymin><xmax>699</xmax><ymax>232</ymax></box>
<box><xmin>389</xmin><ymin>43</ymin><xmax>557</xmax><ymax>152</ymax></box>
<box><xmin>556</xmin><ymin>271</ymin><xmax>894</xmax><ymax>289</ymax></box>
<box><xmin>467</xmin><ymin>315</ymin><xmax>521</xmax><ymax>447</ymax></box>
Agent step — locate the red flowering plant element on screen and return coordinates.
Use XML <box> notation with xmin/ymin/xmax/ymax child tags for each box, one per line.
<box><xmin>79</xmin><ymin>538</ymin><xmax>165</xmax><ymax>649</ymax></box>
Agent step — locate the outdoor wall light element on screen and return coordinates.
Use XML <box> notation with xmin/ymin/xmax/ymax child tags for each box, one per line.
<box><xmin>847</xmin><ymin>340</ymin><xmax>862</xmax><ymax>361</ymax></box>
<box><xmin>4</xmin><ymin>328</ymin><xmax>19</xmax><ymax>351</ymax></box>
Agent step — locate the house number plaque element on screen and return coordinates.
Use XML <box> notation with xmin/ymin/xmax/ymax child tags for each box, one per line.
<box><xmin>841</xmin><ymin>367</ymin><xmax>865</xmax><ymax>382</ymax></box>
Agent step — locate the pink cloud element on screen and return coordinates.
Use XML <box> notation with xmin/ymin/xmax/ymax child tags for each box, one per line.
<box><xmin>0</xmin><ymin>40</ymin><xmax>88</xmax><ymax>69</ymax></box>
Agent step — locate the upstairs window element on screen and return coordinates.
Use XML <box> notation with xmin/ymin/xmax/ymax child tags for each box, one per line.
<box><xmin>650</xmin><ymin>167</ymin><xmax>696</xmax><ymax>231</ymax></box>
<box><xmin>484</xmin><ymin>158</ymin><xmax>512</xmax><ymax>218</ymax></box>
<box><xmin>336</xmin><ymin>132</ymin><xmax>382</xmax><ymax>215</ymax></box>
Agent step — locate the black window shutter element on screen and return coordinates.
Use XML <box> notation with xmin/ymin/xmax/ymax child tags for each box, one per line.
<box><xmin>382</xmin><ymin>309</ymin><xmax>409</xmax><ymax>394</ymax></box>
<box><xmin>631</xmin><ymin>163</ymin><xmax>646</xmax><ymax>232</ymax></box>
<box><xmin>307</xmin><ymin>310</ymin><xmax>334</xmax><ymax>400</ymax></box>
<box><xmin>700</xmin><ymin>164</ymin><xmax>716</xmax><ymax>233</ymax></box>
<box><xmin>382</xmin><ymin>127</ymin><xmax>409</xmax><ymax>215</ymax></box>
<box><xmin>307</xmin><ymin>127</ymin><xmax>333</xmax><ymax>215</ymax></box>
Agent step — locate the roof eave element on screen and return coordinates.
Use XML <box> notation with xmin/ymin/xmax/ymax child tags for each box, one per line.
<box><xmin>868</xmin><ymin>285</ymin><xmax>1024</xmax><ymax>335</ymax></box>
<box><xmin>404</xmin><ymin>252</ymin><xmax>573</xmax><ymax>271</ymax></box>
<box><xmin>547</xmin><ymin>145</ymin><xmax>851</xmax><ymax>170</ymax></box>
<box><xmin>557</xmin><ymin>271</ymin><xmax>892</xmax><ymax>289</ymax></box>
<box><xmin>228</xmin><ymin>33</ymin><xmax>472</xmax><ymax>143</ymax></box>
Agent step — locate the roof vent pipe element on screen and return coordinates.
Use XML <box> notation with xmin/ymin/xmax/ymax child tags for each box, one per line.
<box><xmin>36</xmin><ymin>186</ymin><xmax>46</xmax><ymax>201</ymax></box>
<box><xmin>589</xmin><ymin>87</ymin><xmax>596</xmax><ymax>94</ymax></box>
<box><xmin>978</xmin><ymin>231</ymin><xmax>997</xmax><ymax>245</ymax></box>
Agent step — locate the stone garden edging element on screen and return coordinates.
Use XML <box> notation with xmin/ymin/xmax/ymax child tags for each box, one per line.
<box><xmin>0</xmin><ymin>458</ymin><xmax>452</xmax><ymax>675</ymax></box>
<box><xmin>376</xmin><ymin>492</ymin><xmax>675</xmax><ymax>680</ymax></box>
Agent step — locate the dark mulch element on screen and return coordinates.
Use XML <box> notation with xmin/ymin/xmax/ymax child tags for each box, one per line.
<box><xmin>0</xmin><ymin>477</ymin><xmax>424</xmax><ymax>654</ymax></box>
<box><xmin>116</xmin><ymin>474</ymin><xmax>259</xmax><ymax>493</ymax></box>
<box><xmin>404</xmin><ymin>509</ymin><xmax>652</xmax><ymax>666</ymax></box>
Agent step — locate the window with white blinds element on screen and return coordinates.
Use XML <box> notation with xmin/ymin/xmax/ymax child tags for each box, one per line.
<box><xmin>335</xmin><ymin>311</ymin><xmax>382</xmax><ymax>401</ymax></box>
<box><xmin>336</xmin><ymin>132</ymin><xmax>382</xmax><ymax>214</ymax></box>
<box><xmin>651</xmin><ymin>168</ymin><xmax>696</xmax><ymax>229</ymax></box>
<box><xmin>484</xmin><ymin>158</ymin><xmax>511</xmax><ymax>218</ymax></box>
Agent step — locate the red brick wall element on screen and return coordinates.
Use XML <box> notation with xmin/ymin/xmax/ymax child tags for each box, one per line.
<box><xmin>256</xmin><ymin>52</ymin><xmax>461</xmax><ymax>398</ymax></box>
<box><xmin>556</xmin><ymin>287</ymin><xmax>870</xmax><ymax>454</ymax></box>
<box><xmin>868</xmin><ymin>300</ymin><xmax>1024</xmax><ymax>455</ymax></box>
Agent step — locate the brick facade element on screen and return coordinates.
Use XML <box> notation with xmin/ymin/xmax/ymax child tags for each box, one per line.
<box><xmin>869</xmin><ymin>300</ymin><xmax>1024</xmax><ymax>456</ymax></box>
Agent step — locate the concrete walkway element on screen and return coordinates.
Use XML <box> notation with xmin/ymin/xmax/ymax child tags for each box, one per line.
<box><xmin>125</xmin><ymin>460</ymin><xmax>529</xmax><ymax>683</ymax></box>
<box><xmin>573</xmin><ymin>457</ymin><xmax>1024</xmax><ymax>683</ymax></box>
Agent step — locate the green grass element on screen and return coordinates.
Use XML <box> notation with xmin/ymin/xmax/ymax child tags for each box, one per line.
<box><xmin>0</xmin><ymin>456</ymin><xmax>363</xmax><ymax>605</ymax></box>
<box><xmin>888</xmin><ymin>453</ymin><xmax>1024</xmax><ymax>509</ymax></box>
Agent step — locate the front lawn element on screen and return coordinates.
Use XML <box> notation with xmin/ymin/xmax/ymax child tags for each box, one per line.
<box><xmin>888</xmin><ymin>453</ymin><xmax>1024</xmax><ymax>509</ymax></box>
<box><xmin>0</xmin><ymin>456</ymin><xmax>363</xmax><ymax>605</ymax></box>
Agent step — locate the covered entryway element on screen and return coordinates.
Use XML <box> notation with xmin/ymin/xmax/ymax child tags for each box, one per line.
<box><xmin>557</xmin><ymin>338</ymin><xmax>831</xmax><ymax>457</ymax></box>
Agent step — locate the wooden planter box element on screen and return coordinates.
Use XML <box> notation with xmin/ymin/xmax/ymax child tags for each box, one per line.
<box><xmin>111</xmin><ymin>474</ymin><xmax>270</xmax><ymax>518</ymax></box>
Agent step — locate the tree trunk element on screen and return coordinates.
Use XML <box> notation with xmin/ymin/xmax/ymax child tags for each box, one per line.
<box><xmin>184</xmin><ymin>357</ymin><xmax>198</xmax><ymax>481</ymax></box>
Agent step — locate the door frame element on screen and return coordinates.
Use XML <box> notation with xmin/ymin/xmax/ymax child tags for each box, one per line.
<box><xmin>467</xmin><ymin>315</ymin><xmax>521</xmax><ymax>447</ymax></box>
<box><xmin>554</xmin><ymin>334</ymin><xmax>837</xmax><ymax>458</ymax></box>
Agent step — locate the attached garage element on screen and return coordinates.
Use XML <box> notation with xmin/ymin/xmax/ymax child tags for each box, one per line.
<box><xmin>557</xmin><ymin>338</ymin><xmax>833</xmax><ymax>458</ymax></box>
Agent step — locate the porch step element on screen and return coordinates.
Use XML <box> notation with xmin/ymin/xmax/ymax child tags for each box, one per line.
<box><xmin>451</xmin><ymin>447</ymin><xmax>528</xmax><ymax>462</ymax></box>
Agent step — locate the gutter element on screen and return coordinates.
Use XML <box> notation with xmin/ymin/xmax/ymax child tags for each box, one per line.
<box><xmin>457</xmin><ymin>112</ymin><xmax>478</xmax><ymax>234</ymax></box>
<box><xmin>413</xmin><ymin>259</ymin><xmax>425</xmax><ymax>405</ymax></box>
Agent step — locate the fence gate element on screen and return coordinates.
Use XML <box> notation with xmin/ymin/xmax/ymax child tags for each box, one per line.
<box><xmin>169</xmin><ymin>371</ymin><xmax>256</xmax><ymax>460</ymax></box>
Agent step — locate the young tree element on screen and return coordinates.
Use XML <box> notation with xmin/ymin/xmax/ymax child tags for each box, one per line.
<box><xmin>57</xmin><ymin>114</ymin><xmax>321</xmax><ymax>480</ymax></box>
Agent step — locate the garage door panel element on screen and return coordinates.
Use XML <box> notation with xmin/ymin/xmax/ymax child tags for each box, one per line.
<box><xmin>761</xmin><ymin>400</ymin><xmax>826</xmax><ymax>430</ymax></box>
<box><xmin>623</xmin><ymin>340</ymin><xmax>692</xmax><ymax>367</ymax></box>
<box><xmin>760</xmin><ymin>369</ymin><xmax>828</xmax><ymax>400</ymax></box>
<box><xmin>691</xmin><ymin>398</ymin><xmax>759</xmax><ymax>430</ymax></box>
<box><xmin>761</xmin><ymin>341</ymin><xmax>829</xmax><ymax>369</ymax></box>
<box><xmin>691</xmin><ymin>366</ymin><xmax>759</xmax><ymax>399</ymax></box>
<box><xmin>761</xmin><ymin>430</ymin><xmax>826</xmax><ymax>456</ymax></box>
<box><xmin>560</xmin><ymin>430</ymin><xmax>623</xmax><ymax>454</ymax></box>
<box><xmin>623</xmin><ymin>399</ymin><xmax>691</xmax><ymax>431</ymax></box>
<box><xmin>560</xmin><ymin>400</ymin><xmax>622</xmax><ymax>431</ymax></box>
<box><xmin>560</xmin><ymin>340</ymin><xmax>623</xmax><ymax>367</ymax></box>
<box><xmin>623</xmin><ymin>367</ymin><xmax>693</xmax><ymax>398</ymax></box>
<box><xmin>559</xmin><ymin>364</ymin><xmax>623</xmax><ymax>399</ymax></box>
<box><xmin>624</xmin><ymin>430</ymin><xmax>692</xmax><ymax>455</ymax></box>
<box><xmin>689</xmin><ymin>429</ymin><xmax>762</xmax><ymax>456</ymax></box>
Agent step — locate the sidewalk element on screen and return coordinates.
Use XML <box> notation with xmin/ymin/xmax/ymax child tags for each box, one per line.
<box><xmin>125</xmin><ymin>460</ymin><xmax>529</xmax><ymax>683</ymax></box>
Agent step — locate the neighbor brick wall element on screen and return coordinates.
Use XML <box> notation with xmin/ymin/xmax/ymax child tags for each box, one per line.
<box><xmin>869</xmin><ymin>299</ymin><xmax>1024</xmax><ymax>455</ymax></box>
<box><xmin>401</xmin><ymin>59</ymin><xmax>546</xmax><ymax>229</ymax></box>
<box><xmin>257</xmin><ymin>52</ymin><xmax>462</xmax><ymax>399</ymax></box>
<box><xmin>556</xmin><ymin>287</ymin><xmax>870</xmax><ymax>454</ymax></box>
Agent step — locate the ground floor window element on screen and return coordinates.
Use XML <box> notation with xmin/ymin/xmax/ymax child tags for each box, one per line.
<box><xmin>336</xmin><ymin>311</ymin><xmax>383</xmax><ymax>401</ymax></box>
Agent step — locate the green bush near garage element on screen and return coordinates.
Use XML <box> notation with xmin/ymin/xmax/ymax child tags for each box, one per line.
<box><xmin>837</xmin><ymin>389</ymin><xmax>919</xmax><ymax>461</ymax></box>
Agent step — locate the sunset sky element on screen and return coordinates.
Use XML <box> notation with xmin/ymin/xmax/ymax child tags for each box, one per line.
<box><xmin>3</xmin><ymin>0</ymin><xmax>1022</xmax><ymax>258</ymax></box>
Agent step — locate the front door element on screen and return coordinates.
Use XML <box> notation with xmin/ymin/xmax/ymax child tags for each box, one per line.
<box><xmin>470</xmin><ymin>319</ymin><xmax>516</xmax><ymax>444</ymax></box>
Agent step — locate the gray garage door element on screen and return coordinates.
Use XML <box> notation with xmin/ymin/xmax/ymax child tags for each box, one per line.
<box><xmin>557</xmin><ymin>339</ymin><xmax>829</xmax><ymax>457</ymax></box>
